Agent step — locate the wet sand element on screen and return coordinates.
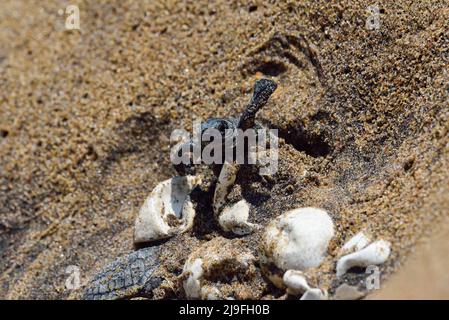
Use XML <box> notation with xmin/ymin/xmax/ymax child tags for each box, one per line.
<box><xmin>0</xmin><ymin>0</ymin><xmax>448</xmax><ymax>299</ymax></box>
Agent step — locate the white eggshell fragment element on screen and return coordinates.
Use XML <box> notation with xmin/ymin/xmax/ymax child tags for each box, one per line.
<box><xmin>282</xmin><ymin>270</ymin><xmax>310</xmax><ymax>295</ymax></box>
<box><xmin>213</xmin><ymin>161</ymin><xmax>238</xmax><ymax>214</ymax></box>
<box><xmin>134</xmin><ymin>175</ymin><xmax>201</xmax><ymax>244</ymax></box>
<box><xmin>182</xmin><ymin>237</ymin><xmax>256</xmax><ymax>300</ymax></box>
<box><xmin>283</xmin><ymin>270</ymin><xmax>328</xmax><ymax>299</ymax></box>
<box><xmin>182</xmin><ymin>258</ymin><xmax>204</xmax><ymax>299</ymax></box>
<box><xmin>340</xmin><ymin>231</ymin><xmax>372</xmax><ymax>255</ymax></box>
<box><xmin>263</xmin><ymin>207</ymin><xmax>335</xmax><ymax>272</ymax></box>
<box><xmin>300</xmin><ymin>288</ymin><xmax>328</xmax><ymax>300</ymax></box>
<box><xmin>213</xmin><ymin>162</ymin><xmax>258</xmax><ymax>235</ymax></box>
<box><xmin>336</xmin><ymin>240</ymin><xmax>391</xmax><ymax>277</ymax></box>
<box><xmin>218</xmin><ymin>199</ymin><xmax>257</xmax><ymax>235</ymax></box>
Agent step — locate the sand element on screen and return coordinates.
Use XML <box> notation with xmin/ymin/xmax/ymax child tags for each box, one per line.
<box><xmin>0</xmin><ymin>0</ymin><xmax>448</xmax><ymax>299</ymax></box>
<box><xmin>369</xmin><ymin>216</ymin><xmax>449</xmax><ymax>299</ymax></box>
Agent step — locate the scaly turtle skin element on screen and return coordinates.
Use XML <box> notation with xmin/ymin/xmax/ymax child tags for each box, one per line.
<box><xmin>238</xmin><ymin>78</ymin><xmax>277</xmax><ymax>130</ymax></box>
<box><xmin>174</xmin><ymin>78</ymin><xmax>277</xmax><ymax>175</ymax></box>
<box><xmin>83</xmin><ymin>246</ymin><xmax>162</xmax><ymax>300</ymax></box>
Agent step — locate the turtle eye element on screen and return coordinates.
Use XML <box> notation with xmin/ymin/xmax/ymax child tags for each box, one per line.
<box><xmin>202</xmin><ymin>119</ymin><xmax>228</xmax><ymax>134</ymax></box>
<box><xmin>216</xmin><ymin>121</ymin><xmax>228</xmax><ymax>133</ymax></box>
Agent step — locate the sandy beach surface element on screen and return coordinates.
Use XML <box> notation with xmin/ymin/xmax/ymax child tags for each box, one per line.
<box><xmin>0</xmin><ymin>0</ymin><xmax>448</xmax><ymax>299</ymax></box>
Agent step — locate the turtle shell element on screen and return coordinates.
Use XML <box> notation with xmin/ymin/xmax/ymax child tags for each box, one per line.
<box><xmin>83</xmin><ymin>246</ymin><xmax>162</xmax><ymax>300</ymax></box>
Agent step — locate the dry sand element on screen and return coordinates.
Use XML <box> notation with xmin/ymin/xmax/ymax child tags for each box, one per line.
<box><xmin>369</xmin><ymin>216</ymin><xmax>449</xmax><ymax>299</ymax></box>
<box><xmin>0</xmin><ymin>0</ymin><xmax>448</xmax><ymax>299</ymax></box>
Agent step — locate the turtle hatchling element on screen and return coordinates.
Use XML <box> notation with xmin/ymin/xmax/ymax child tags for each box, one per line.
<box><xmin>173</xmin><ymin>78</ymin><xmax>277</xmax><ymax>176</ymax></box>
<box><xmin>83</xmin><ymin>79</ymin><xmax>277</xmax><ymax>300</ymax></box>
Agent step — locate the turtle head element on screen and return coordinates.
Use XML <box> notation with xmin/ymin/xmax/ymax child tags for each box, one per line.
<box><xmin>238</xmin><ymin>78</ymin><xmax>277</xmax><ymax>130</ymax></box>
<box><xmin>250</xmin><ymin>78</ymin><xmax>277</xmax><ymax>109</ymax></box>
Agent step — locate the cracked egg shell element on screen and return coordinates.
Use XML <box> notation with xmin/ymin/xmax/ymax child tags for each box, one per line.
<box><xmin>134</xmin><ymin>175</ymin><xmax>201</xmax><ymax>244</ymax></box>
<box><xmin>336</xmin><ymin>239</ymin><xmax>391</xmax><ymax>277</ymax></box>
<box><xmin>181</xmin><ymin>237</ymin><xmax>257</xmax><ymax>300</ymax></box>
<box><xmin>218</xmin><ymin>199</ymin><xmax>258</xmax><ymax>235</ymax></box>
<box><xmin>261</xmin><ymin>207</ymin><xmax>335</xmax><ymax>286</ymax></box>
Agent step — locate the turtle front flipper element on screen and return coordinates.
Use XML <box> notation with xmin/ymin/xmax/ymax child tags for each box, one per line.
<box><xmin>83</xmin><ymin>247</ymin><xmax>162</xmax><ymax>300</ymax></box>
<box><xmin>238</xmin><ymin>78</ymin><xmax>277</xmax><ymax>130</ymax></box>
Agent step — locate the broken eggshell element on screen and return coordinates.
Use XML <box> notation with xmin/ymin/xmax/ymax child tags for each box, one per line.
<box><xmin>283</xmin><ymin>270</ymin><xmax>328</xmax><ymax>300</ymax></box>
<box><xmin>213</xmin><ymin>162</ymin><xmax>257</xmax><ymax>235</ymax></box>
<box><xmin>182</xmin><ymin>237</ymin><xmax>256</xmax><ymax>300</ymax></box>
<box><xmin>213</xmin><ymin>161</ymin><xmax>238</xmax><ymax>214</ymax></box>
<box><xmin>261</xmin><ymin>207</ymin><xmax>335</xmax><ymax>287</ymax></box>
<box><xmin>262</xmin><ymin>208</ymin><xmax>334</xmax><ymax>270</ymax></box>
<box><xmin>300</xmin><ymin>288</ymin><xmax>328</xmax><ymax>300</ymax></box>
<box><xmin>182</xmin><ymin>258</ymin><xmax>203</xmax><ymax>299</ymax></box>
<box><xmin>336</xmin><ymin>239</ymin><xmax>391</xmax><ymax>277</ymax></box>
<box><xmin>218</xmin><ymin>199</ymin><xmax>258</xmax><ymax>235</ymax></box>
<box><xmin>282</xmin><ymin>270</ymin><xmax>310</xmax><ymax>295</ymax></box>
<box><xmin>134</xmin><ymin>175</ymin><xmax>201</xmax><ymax>244</ymax></box>
<box><xmin>339</xmin><ymin>231</ymin><xmax>372</xmax><ymax>255</ymax></box>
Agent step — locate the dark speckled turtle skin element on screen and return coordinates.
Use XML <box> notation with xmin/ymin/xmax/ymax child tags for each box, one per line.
<box><xmin>238</xmin><ymin>78</ymin><xmax>277</xmax><ymax>130</ymax></box>
<box><xmin>174</xmin><ymin>78</ymin><xmax>277</xmax><ymax>176</ymax></box>
<box><xmin>83</xmin><ymin>246</ymin><xmax>162</xmax><ymax>300</ymax></box>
